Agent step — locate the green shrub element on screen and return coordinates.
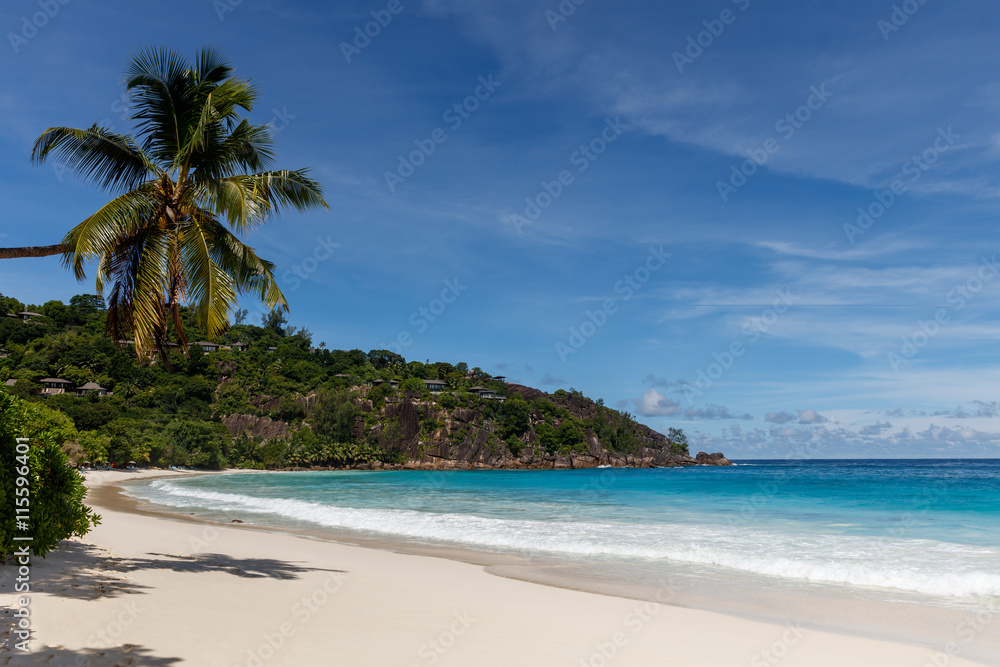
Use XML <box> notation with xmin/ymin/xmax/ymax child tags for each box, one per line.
<box><xmin>400</xmin><ymin>377</ymin><xmax>425</xmax><ymax>393</ymax></box>
<box><xmin>667</xmin><ymin>427</ymin><xmax>689</xmax><ymax>455</ymax></box>
<box><xmin>0</xmin><ymin>391</ymin><xmax>101</xmax><ymax>559</ymax></box>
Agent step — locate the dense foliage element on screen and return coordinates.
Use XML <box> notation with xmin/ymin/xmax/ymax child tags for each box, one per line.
<box><xmin>0</xmin><ymin>391</ymin><xmax>101</xmax><ymax>559</ymax></box>
<box><xmin>0</xmin><ymin>291</ymin><xmax>688</xmax><ymax>471</ymax></box>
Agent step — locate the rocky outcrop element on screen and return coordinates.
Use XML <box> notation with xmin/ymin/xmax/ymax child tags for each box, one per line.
<box><xmin>695</xmin><ymin>451</ymin><xmax>733</xmax><ymax>466</ymax></box>
<box><xmin>223</xmin><ymin>414</ymin><xmax>292</xmax><ymax>440</ymax></box>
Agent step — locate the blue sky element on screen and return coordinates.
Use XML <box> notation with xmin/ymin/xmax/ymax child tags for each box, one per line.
<box><xmin>1</xmin><ymin>0</ymin><xmax>999</xmax><ymax>457</ymax></box>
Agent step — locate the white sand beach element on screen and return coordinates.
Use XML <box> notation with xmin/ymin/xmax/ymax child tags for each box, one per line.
<box><xmin>1</xmin><ymin>469</ymin><xmax>990</xmax><ymax>666</ymax></box>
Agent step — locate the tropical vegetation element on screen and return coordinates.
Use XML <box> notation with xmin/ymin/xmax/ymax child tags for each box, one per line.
<box><xmin>0</xmin><ymin>292</ymin><xmax>688</xmax><ymax>471</ymax></box>
<box><xmin>0</xmin><ymin>391</ymin><xmax>101</xmax><ymax>559</ymax></box>
<box><xmin>0</xmin><ymin>46</ymin><xmax>327</xmax><ymax>364</ymax></box>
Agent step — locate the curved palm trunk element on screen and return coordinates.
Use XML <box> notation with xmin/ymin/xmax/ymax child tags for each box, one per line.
<box><xmin>0</xmin><ymin>244</ymin><xmax>67</xmax><ymax>259</ymax></box>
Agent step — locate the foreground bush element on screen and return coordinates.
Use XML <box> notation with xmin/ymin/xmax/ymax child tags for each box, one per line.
<box><xmin>0</xmin><ymin>391</ymin><xmax>101</xmax><ymax>559</ymax></box>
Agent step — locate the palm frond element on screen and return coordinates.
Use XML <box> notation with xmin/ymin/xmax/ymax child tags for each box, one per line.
<box><xmin>195</xmin><ymin>214</ymin><xmax>287</xmax><ymax>311</ymax></box>
<box><xmin>31</xmin><ymin>125</ymin><xmax>157</xmax><ymax>194</ymax></box>
<box><xmin>195</xmin><ymin>45</ymin><xmax>232</xmax><ymax>85</ymax></box>
<box><xmin>182</xmin><ymin>81</ymin><xmax>263</xmax><ymax>173</ymax></box>
<box><xmin>125</xmin><ymin>46</ymin><xmax>193</xmax><ymax>168</ymax></box>
<box><xmin>199</xmin><ymin>169</ymin><xmax>328</xmax><ymax>233</ymax></box>
<box><xmin>100</xmin><ymin>225</ymin><xmax>172</xmax><ymax>360</ymax></box>
<box><xmin>178</xmin><ymin>214</ymin><xmax>238</xmax><ymax>338</ymax></box>
<box><xmin>61</xmin><ymin>186</ymin><xmax>159</xmax><ymax>280</ymax></box>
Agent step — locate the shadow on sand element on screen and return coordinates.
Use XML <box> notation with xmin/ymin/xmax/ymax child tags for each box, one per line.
<box><xmin>0</xmin><ymin>540</ymin><xmax>346</xmax><ymax>603</ymax></box>
<box><xmin>0</xmin><ymin>643</ymin><xmax>182</xmax><ymax>666</ymax></box>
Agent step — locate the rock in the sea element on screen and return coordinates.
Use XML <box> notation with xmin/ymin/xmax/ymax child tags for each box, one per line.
<box><xmin>695</xmin><ymin>451</ymin><xmax>733</xmax><ymax>466</ymax></box>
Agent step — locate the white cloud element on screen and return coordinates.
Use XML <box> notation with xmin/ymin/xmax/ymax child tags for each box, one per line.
<box><xmin>633</xmin><ymin>388</ymin><xmax>681</xmax><ymax>416</ymax></box>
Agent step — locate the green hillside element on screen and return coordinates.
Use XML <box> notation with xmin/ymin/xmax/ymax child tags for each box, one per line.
<box><xmin>0</xmin><ymin>292</ymin><xmax>730</xmax><ymax>470</ymax></box>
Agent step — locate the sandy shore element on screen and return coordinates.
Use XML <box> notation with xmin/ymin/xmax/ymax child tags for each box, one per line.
<box><xmin>0</xmin><ymin>469</ymin><xmax>992</xmax><ymax>666</ymax></box>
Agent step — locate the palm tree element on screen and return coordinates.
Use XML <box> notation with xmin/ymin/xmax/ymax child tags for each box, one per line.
<box><xmin>1</xmin><ymin>46</ymin><xmax>328</xmax><ymax>363</ymax></box>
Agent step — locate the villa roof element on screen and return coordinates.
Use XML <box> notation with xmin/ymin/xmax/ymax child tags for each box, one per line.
<box><xmin>4</xmin><ymin>379</ymin><xmax>16</xmax><ymax>386</ymax></box>
<box><xmin>78</xmin><ymin>382</ymin><xmax>107</xmax><ymax>390</ymax></box>
<box><xmin>40</xmin><ymin>378</ymin><xmax>70</xmax><ymax>384</ymax></box>
<box><xmin>18</xmin><ymin>311</ymin><xmax>43</xmax><ymax>317</ymax></box>
<box><xmin>468</xmin><ymin>386</ymin><xmax>485</xmax><ymax>391</ymax></box>
<box><xmin>423</xmin><ymin>379</ymin><xmax>445</xmax><ymax>384</ymax></box>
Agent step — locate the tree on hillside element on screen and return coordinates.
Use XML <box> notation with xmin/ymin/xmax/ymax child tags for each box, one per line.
<box><xmin>0</xmin><ymin>46</ymin><xmax>328</xmax><ymax>364</ymax></box>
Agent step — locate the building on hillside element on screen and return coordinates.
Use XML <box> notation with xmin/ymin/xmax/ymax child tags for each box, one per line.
<box><xmin>192</xmin><ymin>341</ymin><xmax>219</xmax><ymax>352</ymax></box>
<box><xmin>39</xmin><ymin>378</ymin><xmax>72</xmax><ymax>395</ymax></box>
<box><xmin>423</xmin><ymin>379</ymin><xmax>447</xmax><ymax>393</ymax></box>
<box><xmin>17</xmin><ymin>311</ymin><xmax>43</xmax><ymax>321</ymax></box>
<box><xmin>77</xmin><ymin>382</ymin><xmax>109</xmax><ymax>397</ymax></box>
<box><xmin>469</xmin><ymin>386</ymin><xmax>504</xmax><ymax>401</ymax></box>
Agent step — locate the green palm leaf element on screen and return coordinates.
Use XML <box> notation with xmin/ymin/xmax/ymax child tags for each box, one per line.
<box><xmin>31</xmin><ymin>125</ymin><xmax>157</xmax><ymax>194</ymax></box>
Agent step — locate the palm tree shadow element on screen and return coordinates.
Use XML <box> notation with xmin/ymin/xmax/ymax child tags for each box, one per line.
<box><xmin>0</xmin><ymin>541</ymin><xmax>346</xmax><ymax>604</ymax></box>
<box><xmin>0</xmin><ymin>643</ymin><xmax>182</xmax><ymax>665</ymax></box>
<box><xmin>120</xmin><ymin>552</ymin><xmax>344</xmax><ymax>580</ymax></box>
<box><xmin>0</xmin><ymin>542</ymin><xmax>146</xmax><ymax>602</ymax></box>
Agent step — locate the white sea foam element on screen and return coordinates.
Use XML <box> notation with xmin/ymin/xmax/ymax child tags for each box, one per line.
<box><xmin>132</xmin><ymin>480</ymin><xmax>1000</xmax><ymax>600</ymax></box>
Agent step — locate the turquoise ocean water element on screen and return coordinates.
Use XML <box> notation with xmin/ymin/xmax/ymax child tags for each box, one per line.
<box><xmin>126</xmin><ymin>460</ymin><xmax>1000</xmax><ymax>603</ymax></box>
